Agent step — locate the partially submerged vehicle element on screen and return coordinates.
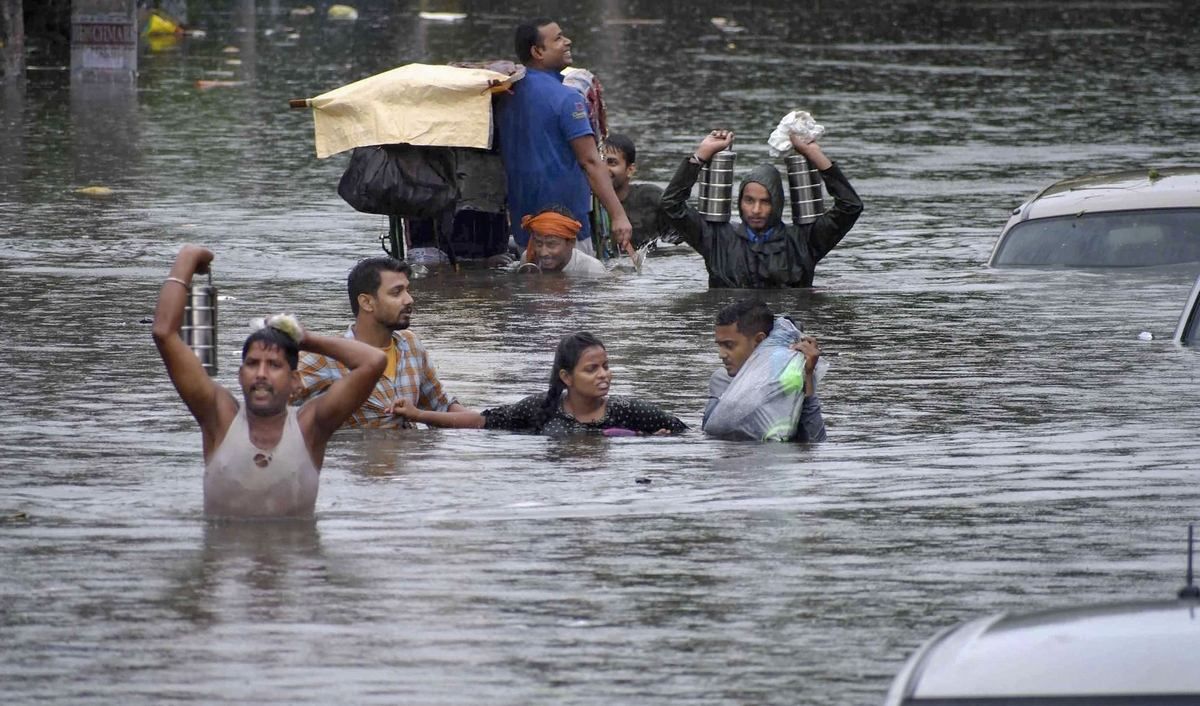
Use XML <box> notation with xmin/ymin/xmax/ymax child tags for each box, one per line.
<box><xmin>988</xmin><ymin>168</ymin><xmax>1200</xmax><ymax>268</ymax></box>
<box><xmin>1173</xmin><ymin>272</ymin><xmax>1200</xmax><ymax>345</ymax></box>
<box><xmin>884</xmin><ymin>529</ymin><xmax>1200</xmax><ymax>705</ymax></box>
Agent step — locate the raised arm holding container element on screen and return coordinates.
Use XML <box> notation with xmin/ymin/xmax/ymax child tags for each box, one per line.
<box><xmin>152</xmin><ymin>245</ymin><xmax>385</xmax><ymax>518</ymax></box>
<box><xmin>660</xmin><ymin>129</ymin><xmax>863</xmax><ymax>288</ymax></box>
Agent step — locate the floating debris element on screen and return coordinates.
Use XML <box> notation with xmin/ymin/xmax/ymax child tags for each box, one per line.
<box><xmin>1138</xmin><ymin>331</ymin><xmax>1154</xmax><ymax>341</ymax></box>
<box><xmin>603</xmin><ymin>18</ymin><xmax>666</xmax><ymax>27</ymax></box>
<box><xmin>327</xmin><ymin>4</ymin><xmax>358</xmax><ymax>21</ymax></box>
<box><xmin>1148</xmin><ymin>168</ymin><xmax>1162</xmax><ymax>182</ymax></box>
<box><xmin>144</xmin><ymin>12</ymin><xmax>183</xmax><ymax>36</ymax></box>
<box><xmin>419</xmin><ymin>12</ymin><xmax>466</xmax><ymax>22</ymax></box>
<box><xmin>75</xmin><ymin>185</ymin><xmax>114</xmax><ymax>198</ymax></box>
<box><xmin>635</xmin><ymin>477</ymin><xmax>652</xmax><ymax>485</ymax></box>
<box><xmin>290</xmin><ymin>5</ymin><xmax>316</xmax><ymax>17</ymax></box>
<box><xmin>195</xmin><ymin>79</ymin><xmax>246</xmax><ymax>90</ymax></box>
<box><xmin>710</xmin><ymin>16</ymin><xmax>746</xmax><ymax>33</ymax></box>
<box><xmin>225</xmin><ymin>59</ymin><xmax>242</xmax><ymax>66</ymax></box>
<box><xmin>222</xmin><ymin>45</ymin><xmax>240</xmax><ymax>54</ymax></box>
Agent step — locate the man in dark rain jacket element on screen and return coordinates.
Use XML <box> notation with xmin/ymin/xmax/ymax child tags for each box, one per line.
<box><xmin>661</xmin><ymin>129</ymin><xmax>863</xmax><ymax>288</ymax></box>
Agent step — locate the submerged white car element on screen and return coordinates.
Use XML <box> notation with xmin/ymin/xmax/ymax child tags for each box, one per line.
<box><xmin>988</xmin><ymin>168</ymin><xmax>1200</xmax><ymax>268</ymax></box>
<box><xmin>885</xmin><ymin>538</ymin><xmax>1200</xmax><ymax>706</ymax></box>
<box><xmin>884</xmin><ymin>599</ymin><xmax>1200</xmax><ymax>705</ymax></box>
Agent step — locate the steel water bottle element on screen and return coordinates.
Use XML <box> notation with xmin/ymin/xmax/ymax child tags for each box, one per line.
<box><xmin>698</xmin><ymin>150</ymin><xmax>736</xmax><ymax>222</ymax></box>
<box><xmin>785</xmin><ymin>153</ymin><xmax>824</xmax><ymax>225</ymax></box>
<box><xmin>182</xmin><ymin>272</ymin><xmax>218</xmax><ymax>375</ymax></box>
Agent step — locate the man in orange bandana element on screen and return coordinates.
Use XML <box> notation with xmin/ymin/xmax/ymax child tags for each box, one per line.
<box><xmin>520</xmin><ymin>206</ymin><xmax>609</xmax><ymax>276</ymax></box>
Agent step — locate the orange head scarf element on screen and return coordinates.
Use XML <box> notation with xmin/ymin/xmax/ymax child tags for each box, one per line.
<box><xmin>522</xmin><ymin>211</ymin><xmax>582</xmax><ymax>263</ymax></box>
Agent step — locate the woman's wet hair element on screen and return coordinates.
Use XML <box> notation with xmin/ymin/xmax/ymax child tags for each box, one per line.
<box><xmin>347</xmin><ymin>256</ymin><xmax>412</xmax><ymax>316</ymax></box>
<box><xmin>716</xmin><ymin>298</ymin><xmax>774</xmax><ymax>338</ymax></box>
<box><xmin>539</xmin><ymin>331</ymin><xmax>606</xmax><ymax>425</ymax></box>
<box><xmin>241</xmin><ymin>327</ymin><xmax>300</xmax><ymax>370</ymax></box>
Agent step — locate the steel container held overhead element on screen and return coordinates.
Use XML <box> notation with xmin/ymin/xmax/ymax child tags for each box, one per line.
<box><xmin>698</xmin><ymin>151</ymin><xmax>736</xmax><ymax>223</ymax></box>
<box><xmin>182</xmin><ymin>272</ymin><xmax>218</xmax><ymax>375</ymax></box>
<box><xmin>785</xmin><ymin>153</ymin><xmax>824</xmax><ymax>225</ymax></box>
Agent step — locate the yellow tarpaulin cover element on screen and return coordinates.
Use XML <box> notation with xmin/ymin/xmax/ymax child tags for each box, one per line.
<box><xmin>306</xmin><ymin>63</ymin><xmax>522</xmax><ymax>159</ymax></box>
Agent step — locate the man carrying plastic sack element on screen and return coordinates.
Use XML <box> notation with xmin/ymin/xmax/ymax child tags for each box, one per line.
<box><xmin>703</xmin><ymin>298</ymin><xmax>827</xmax><ymax>442</ymax></box>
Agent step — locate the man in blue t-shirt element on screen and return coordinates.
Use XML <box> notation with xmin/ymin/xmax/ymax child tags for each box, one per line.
<box><xmin>496</xmin><ymin>18</ymin><xmax>632</xmax><ymax>257</ymax></box>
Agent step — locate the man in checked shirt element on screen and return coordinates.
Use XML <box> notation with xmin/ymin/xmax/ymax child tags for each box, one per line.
<box><xmin>292</xmin><ymin>256</ymin><xmax>469</xmax><ymax>428</ymax></box>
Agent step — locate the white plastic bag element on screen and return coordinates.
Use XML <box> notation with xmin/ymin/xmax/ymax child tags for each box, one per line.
<box><xmin>249</xmin><ymin>313</ymin><xmax>304</xmax><ymax>343</ymax></box>
<box><xmin>767</xmin><ymin>110</ymin><xmax>826</xmax><ymax>158</ymax></box>
<box><xmin>703</xmin><ymin>317</ymin><xmax>824</xmax><ymax>441</ymax></box>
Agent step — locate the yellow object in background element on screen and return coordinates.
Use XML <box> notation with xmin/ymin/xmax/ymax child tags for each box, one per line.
<box><xmin>304</xmin><ymin>63</ymin><xmax>522</xmax><ymax>158</ymax></box>
<box><xmin>327</xmin><ymin>5</ymin><xmax>359</xmax><ymax>21</ymax></box>
<box><xmin>144</xmin><ymin>11</ymin><xmax>182</xmax><ymax>36</ymax></box>
<box><xmin>147</xmin><ymin>34</ymin><xmax>180</xmax><ymax>52</ymax></box>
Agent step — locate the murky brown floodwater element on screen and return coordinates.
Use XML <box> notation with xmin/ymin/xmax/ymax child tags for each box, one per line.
<box><xmin>3</xmin><ymin>1</ymin><xmax>1200</xmax><ymax>704</ymax></box>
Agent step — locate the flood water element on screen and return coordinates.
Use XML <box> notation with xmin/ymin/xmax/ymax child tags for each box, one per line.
<box><xmin>3</xmin><ymin>1</ymin><xmax>1200</xmax><ymax>703</ymax></box>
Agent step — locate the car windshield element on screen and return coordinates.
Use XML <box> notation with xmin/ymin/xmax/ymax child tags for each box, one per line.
<box><xmin>991</xmin><ymin>208</ymin><xmax>1200</xmax><ymax>267</ymax></box>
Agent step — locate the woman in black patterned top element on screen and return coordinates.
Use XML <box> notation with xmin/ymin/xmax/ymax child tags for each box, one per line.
<box><xmin>390</xmin><ymin>332</ymin><xmax>687</xmax><ymax>436</ymax></box>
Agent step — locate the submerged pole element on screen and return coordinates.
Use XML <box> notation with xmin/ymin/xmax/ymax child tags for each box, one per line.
<box><xmin>0</xmin><ymin>0</ymin><xmax>25</xmax><ymax>84</ymax></box>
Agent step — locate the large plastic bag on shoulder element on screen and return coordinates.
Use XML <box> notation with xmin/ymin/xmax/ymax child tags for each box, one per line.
<box><xmin>767</xmin><ymin>110</ymin><xmax>826</xmax><ymax>158</ymax></box>
<box><xmin>703</xmin><ymin>316</ymin><xmax>825</xmax><ymax>441</ymax></box>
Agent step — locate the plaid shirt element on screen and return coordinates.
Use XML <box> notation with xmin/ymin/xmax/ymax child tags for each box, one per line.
<box><xmin>294</xmin><ymin>326</ymin><xmax>456</xmax><ymax>429</ymax></box>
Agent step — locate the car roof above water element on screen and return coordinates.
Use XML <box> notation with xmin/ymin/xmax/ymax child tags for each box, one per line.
<box><xmin>989</xmin><ymin>167</ymin><xmax>1200</xmax><ymax>268</ymax></box>
<box><xmin>1018</xmin><ymin>167</ymin><xmax>1200</xmax><ymax>221</ymax></box>
<box><xmin>887</xmin><ymin>599</ymin><xmax>1200</xmax><ymax>704</ymax></box>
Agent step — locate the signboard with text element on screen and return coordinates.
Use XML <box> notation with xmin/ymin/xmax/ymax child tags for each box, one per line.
<box><xmin>70</xmin><ymin>12</ymin><xmax>137</xmax><ymax>82</ymax></box>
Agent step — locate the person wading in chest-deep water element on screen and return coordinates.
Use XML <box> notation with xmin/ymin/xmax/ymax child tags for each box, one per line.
<box><xmin>704</xmin><ymin>298</ymin><xmax>827</xmax><ymax>442</ymax></box>
<box><xmin>291</xmin><ymin>256</ymin><xmax>469</xmax><ymax>428</ymax></box>
<box><xmin>661</xmin><ymin>129</ymin><xmax>863</xmax><ymax>288</ymax></box>
<box><xmin>152</xmin><ymin>245</ymin><xmax>385</xmax><ymax>519</ymax></box>
<box><xmin>387</xmin><ymin>332</ymin><xmax>687</xmax><ymax>437</ymax></box>
<box><xmin>518</xmin><ymin>206</ymin><xmax>609</xmax><ymax>276</ymax></box>
<box><xmin>602</xmin><ymin>133</ymin><xmax>680</xmax><ymax>251</ymax></box>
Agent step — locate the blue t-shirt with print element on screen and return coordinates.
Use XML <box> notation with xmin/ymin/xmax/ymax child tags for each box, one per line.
<box><xmin>496</xmin><ymin>67</ymin><xmax>595</xmax><ymax>247</ymax></box>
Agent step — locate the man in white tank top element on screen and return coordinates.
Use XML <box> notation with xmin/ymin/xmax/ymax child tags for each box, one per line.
<box><xmin>152</xmin><ymin>245</ymin><xmax>386</xmax><ymax>519</ymax></box>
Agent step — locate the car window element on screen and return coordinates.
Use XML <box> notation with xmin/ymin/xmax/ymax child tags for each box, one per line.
<box><xmin>1180</xmin><ymin>291</ymin><xmax>1200</xmax><ymax>345</ymax></box>
<box><xmin>992</xmin><ymin>208</ymin><xmax>1200</xmax><ymax>267</ymax></box>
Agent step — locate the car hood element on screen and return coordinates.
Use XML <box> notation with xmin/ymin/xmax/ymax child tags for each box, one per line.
<box><xmin>888</xmin><ymin>599</ymin><xmax>1200</xmax><ymax>703</ymax></box>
